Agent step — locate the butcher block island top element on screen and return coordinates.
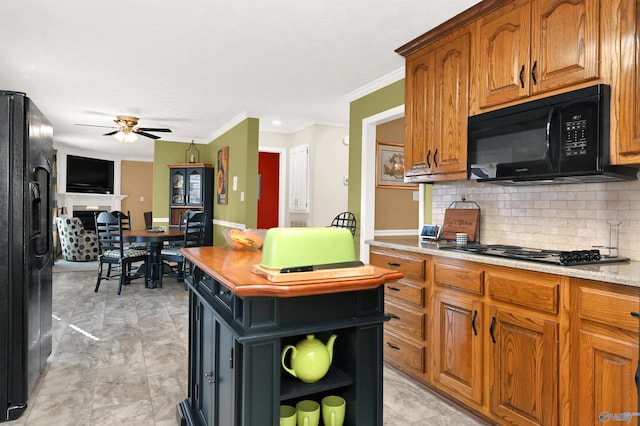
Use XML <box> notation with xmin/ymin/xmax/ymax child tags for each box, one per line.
<box><xmin>180</xmin><ymin>246</ymin><xmax>403</xmax><ymax>298</ymax></box>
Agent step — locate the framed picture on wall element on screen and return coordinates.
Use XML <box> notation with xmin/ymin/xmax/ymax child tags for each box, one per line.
<box><xmin>217</xmin><ymin>146</ymin><xmax>229</xmax><ymax>204</ymax></box>
<box><xmin>376</xmin><ymin>142</ymin><xmax>416</xmax><ymax>189</ymax></box>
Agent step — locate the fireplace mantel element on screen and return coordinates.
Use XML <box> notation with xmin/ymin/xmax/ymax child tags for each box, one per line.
<box><xmin>57</xmin><ymin>192</ymin><xmax>128</xmax><ymax>214</ymax></box>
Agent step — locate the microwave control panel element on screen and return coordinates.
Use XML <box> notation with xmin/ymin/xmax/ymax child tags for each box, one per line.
<box><xmin>563</xmin><ymin>114</ymin><xmax>589</xmax><ymax>157</ymax></box>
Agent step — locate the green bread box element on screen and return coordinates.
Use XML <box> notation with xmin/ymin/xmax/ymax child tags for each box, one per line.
<box><xmin>260</xmin><ymin>227</ymin><xmax>356</xmax><ymax>269</ymax></box>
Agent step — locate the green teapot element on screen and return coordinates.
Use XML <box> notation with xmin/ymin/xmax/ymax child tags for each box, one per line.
<box><xmin>281</xmin><ymin>334</ymin><xmax>337</xmax><ymax>383</ymax></box>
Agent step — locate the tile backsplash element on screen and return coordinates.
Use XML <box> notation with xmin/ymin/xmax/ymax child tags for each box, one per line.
<box><xmin>431</xmin><ymin>179</ymin><xmax>640</xmax><ymax>261</ymax></box>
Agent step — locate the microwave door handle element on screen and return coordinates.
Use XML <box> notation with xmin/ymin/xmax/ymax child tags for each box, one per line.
<box><xmin>545</xmin><ymin>107</ymin><xmax>557</xmax><ymax>170</ymax></box>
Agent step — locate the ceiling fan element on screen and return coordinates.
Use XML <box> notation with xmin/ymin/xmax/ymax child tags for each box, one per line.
<box><xmin>76</xmin><ymin>115</ymin><xmax>172</xmax><ymax>143</ymax></box>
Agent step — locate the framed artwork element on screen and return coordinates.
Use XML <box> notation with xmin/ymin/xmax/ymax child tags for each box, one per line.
<box><xmin>376</xmin><ymin>142</ymin><xmax>416</xmax><ymax>188</ymax></box>
<box><xmin>216</xmin><ymin>146</ymin><xmax>229</xmax><ymax>204</ymax></box>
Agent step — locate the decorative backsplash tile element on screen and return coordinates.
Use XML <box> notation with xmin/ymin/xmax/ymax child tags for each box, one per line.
<box><xmin>431</xmin><ymin>180</ymin><xmax>640</xmax><ymax>261</ymax></box>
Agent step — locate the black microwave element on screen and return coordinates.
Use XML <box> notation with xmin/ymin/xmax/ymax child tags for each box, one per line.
<box><xmin>467</xmin><ymin>84</ymin><xmax>638</xmax><ymax>184</ymax></box>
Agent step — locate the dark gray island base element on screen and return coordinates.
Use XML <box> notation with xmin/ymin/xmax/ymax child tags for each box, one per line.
<box><xmin>176</xmin><ymin>247</ymin><xmax>403</xmax><ymax>426</ymax></box>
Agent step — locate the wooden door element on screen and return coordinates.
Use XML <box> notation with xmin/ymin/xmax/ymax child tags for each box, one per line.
<box><xmin>488</xmin><ymin>306</ymin><xmax>558</xmax><ymax>426</ymax></box>
<box><xmin>530</xmin><ymin>0</ymin><xmax>599</xmax><ymax>95</ymax></box>
<box><xmin>432</xmin><ymin>29</ymin><xmax>470</xmax><ymax>176</ymax></box>
<box><xmin>432</xmin><ymin>291</ymin><xmax>483</xmax><ymax>406</ymax></box>
<box><xmin>477</xmin><ymin>0</ymin><xmax>532</xmax><ymax>108</ymax></box>
<box><xmin>404</xmin><ymin>48</ymin><xmax>435</xmax><ymax>180</ymax></box>
<box><xmin>578</xmin><ymin>330</ymin><xmax>639</xmax><ymax>426</ymax></box>
<box><xmin>257</xmin><ymin>152</ymin><xmax>279</xmax><ymax>229</ymax></box>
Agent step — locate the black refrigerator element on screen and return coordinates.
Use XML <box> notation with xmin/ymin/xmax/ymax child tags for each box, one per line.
<box><xmin>0</xmin><ymin>91</ymin><xmax>53</xmax><ymax>422</ymax></box>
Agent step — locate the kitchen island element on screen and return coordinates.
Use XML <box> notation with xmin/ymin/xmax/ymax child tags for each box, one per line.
<box><xmin>176</xmin><ymin>246</ymin><xmax>403</xmax><ymax>426</ymax></box>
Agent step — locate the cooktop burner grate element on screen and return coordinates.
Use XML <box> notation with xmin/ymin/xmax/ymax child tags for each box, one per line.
<box><xmin>440</xmin><ymin>244</ymin><xmax>630</xmax><ymax>266</ymax></box>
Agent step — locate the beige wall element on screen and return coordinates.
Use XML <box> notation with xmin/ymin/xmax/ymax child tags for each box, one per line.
<box><xmin>374</xmin><ymin>118</ymin><xmax>419</xmax><ymax>231</ymax></box>
<box><xmin>120</xmin><ymin>160</ymin><xmax>153</xmax><ymax>230</ymax></box>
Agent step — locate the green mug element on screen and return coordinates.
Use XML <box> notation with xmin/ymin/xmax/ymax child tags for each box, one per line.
<box><xmin>280</xmin><ymin>405</ymin><xmax>296</xmax><ymax>426</ymax></box>
<box><xmin>295</xmin><ymin>400</ymin><xmax>320</xmax><ymax>426</ymax></box>
<box><xmin>321</xmin><ymin>395</ymin><xmax>346</xmax><ymax>426</ymax></box>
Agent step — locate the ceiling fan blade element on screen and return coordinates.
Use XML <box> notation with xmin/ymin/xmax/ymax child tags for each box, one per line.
<box><xmin>136</xmin><ymin>131</ymin><xmax>161</xmax><ymax>140</ymax></box>
<box><xmin>137</xmin><ymin>127</ymin><xmax>172</xmax><ymax>132</ymax></box>
<box><xmin>103</xmin><ymin>130</ymin><xmax>119</xmax><ymax>136</ymax></box>
<box><xmin>75</xmin><ymin>123</ymin><xmax>117</xmax><ymax>129</ymax></box>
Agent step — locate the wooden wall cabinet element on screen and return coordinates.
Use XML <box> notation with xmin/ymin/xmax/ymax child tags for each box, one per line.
<box><xmin>168</xmin><ymin>164</ymin><xmax>213</xmax><ymax>245</ymax></box>
<box><xmin>403</xmin><ymin>27</ymin><xmax>470</xmax><ymax>183</ymax></box>
<box><xmin>614</xmin><ymin>0</ymin><xmax>640</xmax><ymax>163</ymax></box>
<box><xmin>369</xmin><ymin>247</ymin><xmax>429</xmax><ymax>381</ymax></box>
<box><xmin>475</xmin><ymin>0</ymin><xmax>599</xmax><ymax>110</ymax></box>
<box><xmin>571</xmin><ymin>279</ymin><xmax>640</xmax><ymax>426</ymax></box>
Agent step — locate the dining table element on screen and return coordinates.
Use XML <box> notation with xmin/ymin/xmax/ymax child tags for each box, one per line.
<box><xmin>121</xmin><ymin>228</ymin><xmax>184</xmax><ymax>289</ymax></box>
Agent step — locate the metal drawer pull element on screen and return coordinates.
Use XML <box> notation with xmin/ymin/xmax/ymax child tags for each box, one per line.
<box><xmin>531</xmin><ymin>61</ymin><xmax>538</xmax><ymax>85</ymax></box>
<box><xmin>387</xmin><ymin>285</ymin><xmax>401</xmax><ymax>292</ymax></box>
<box><xmin>387</xmin><ymin>313</ymin><xmax>401</xmax><ymax>320</ymax></box>
<box><xmin>387</xmin><ymin>262</ymin><xmax>401</xmax><ymax>267</ymax></box>
<box><xmin>519</xmin><ymin>64</ymin><xmax>525</xmax><ymax>88</ymax></box>
<box><xmin>471</xmin><ymin>310</ymin><xmax>478</xmax><ymax>336</ymax></box>
<box><xmin>631</xmin><ymin>311</ymin><xmax>640</xmax><ymax>319</ymax></box>
<box><xmin>489</xmin><ymin>317</ymin><xmax>497</xmax><ymax>344</ymax></box>
<box><xmin>387</xmin><ymin>342</ymin><xmax>401</xmax><ymax>351</ymax></box>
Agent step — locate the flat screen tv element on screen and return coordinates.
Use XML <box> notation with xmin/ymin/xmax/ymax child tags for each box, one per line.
<box><xmin>66</xmin><ymin>155</ymin><xmax>114</xmax><ymax>194</ymax></box>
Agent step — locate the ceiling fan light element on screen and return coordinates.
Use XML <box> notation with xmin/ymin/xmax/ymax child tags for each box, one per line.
<box><xmin>114</xmin><ymin>130</ymin><xmax>138</xmax><ymax>144</ymax></box>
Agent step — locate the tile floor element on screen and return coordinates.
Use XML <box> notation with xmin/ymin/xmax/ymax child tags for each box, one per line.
<box><xmin>6</xmin><ymin>262</ymin><xmax>483</xmax><ymax>425</ymax></box>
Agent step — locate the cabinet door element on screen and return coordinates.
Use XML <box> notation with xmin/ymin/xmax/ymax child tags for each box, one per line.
<box><xmin>197</xmin><ymin>301</ymin><xmax>215</xmax><ymax>425</ymax></box>
<box><xmin>530</xmin><ymin>0</ymin><xmax>599</xmax><ymax>94</ymax></box>
<box><xmin>197</xmin><ymin>301</ymin><xmax>237</xmax><ymax>426</ymax></box>
<box><xmin>216</xmin><ymin>322</ymin><xmax>236</xmax><ymax>426</ymax></box>
<box><xmin>616</xmin><ymin>0</ymin><xmax>640</xmax><ymax>162</ymax></box>
<box><xmin>432</xmin><ymin>30</ymin><xmax>470</xmax><ymax>175</ymax></box>
<box><xmin>404</xmin><ymin>48</ymin><xmax>435</xmax><ymax>180</ymax></box>
<box><xmin>488</xmin><ymin>306</ymin><xmax>558</xmax><ymax>426</ymax></box>
<box><xmin>186</xmin><ymin>168</ymin><xmax>204</xmax><ymax>206</ymax></box>
<box><xmin>477</xmin><ymin>0</ymin><xmax>532</xmax><ymax>108</ymax></box>
<box><xmin>171</xmin><ymin>168</ymin><xmax>186</xmax><ymax>205</ymax></box>
<box><xmin>578</xmin><ymin>330</ymin><xmax>639</xmax><ymax>426</ymax></box>
<box><xmin>432</xmin><ymin>291</ymin><xmax>483</xmax><ymax>406</ymax></box>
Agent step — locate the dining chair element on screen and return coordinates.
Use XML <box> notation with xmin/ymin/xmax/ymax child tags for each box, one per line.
<box><xmin>330</xmin><ymin>211</ymin><xmax>357</xmax><ymax>237</ymax></box>
<box><xmin>94</xmin><ymin>211</ymin><xmax>149</xmax><ymax>295</ymax></box>
<box><xmin>143</xmin><ymin>211</ymin><xmax>153</xmax><ymax>230</ymax></box>
<box><xmin>159</xmin><ymin>211</ymin><xmax>207</xmax><ymax>288</ymax></box>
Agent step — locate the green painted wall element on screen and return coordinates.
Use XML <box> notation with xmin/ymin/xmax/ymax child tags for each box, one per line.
<box><xmin>347</xmin><ymin>79</ymin><xmax>432</xmax><ymax>253</ymax></box>
<box><xmin>153</xmin><ymin>118</ymin><xmax>260</xmax><ymax>245</ymax></box>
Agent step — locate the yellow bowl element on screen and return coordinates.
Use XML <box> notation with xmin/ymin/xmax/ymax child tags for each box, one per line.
<box><xmin>222</xmin><ymin>229</ymin><xmax>267</xmax><ymax>250</ymax></box>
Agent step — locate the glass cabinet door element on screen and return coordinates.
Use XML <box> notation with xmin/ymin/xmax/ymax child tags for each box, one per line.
<box><xmin>172</xmin><ymin>170</ymin><xmax>185</xmax><ymax>205</ymax></box>
<box><xmin>187</xmin><ymin>170</ymin><xmax>202</xmax><ymax>205</ymax></box>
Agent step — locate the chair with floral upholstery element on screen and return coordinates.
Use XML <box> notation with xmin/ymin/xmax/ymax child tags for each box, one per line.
<box><xmin>55</xmin><ymin>216</ymin><xmax>99</xmax><ymax>261</ymax></box>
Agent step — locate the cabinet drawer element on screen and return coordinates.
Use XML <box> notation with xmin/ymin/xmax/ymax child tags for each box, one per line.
<box><xmin>578</xmin><ymin>286</ymin><xmax>640</xmax><ymax>333</ymax></box>
<box><xmin>487</xmin><ymin>269</ymin><xmax>560</xmax><ymax>314</ymax></box>
<box><xmin>385</xmin><ymin>301</ymin><xmax>425</xmax><ymax>339</ymax></box>
<box><xmin>370</xmin><ymin>250</ymin><xmax>425</xmax><ymax>281</ymax></box>
<box><xmin>383</xmin><ymin>331</ymin><xmax>425</xmax><ymax>375</ymax></box>
<box><xmin>434</xmin><ymin>260</ymin><xmax>484</xmax><ymax>295</ymax></box>
<box><xmin>385</xmin><ymin>280</ymin><xmax>425</xmax><ymax>307</ymax></box>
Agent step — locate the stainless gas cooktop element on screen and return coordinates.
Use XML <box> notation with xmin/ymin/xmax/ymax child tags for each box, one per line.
<box><xmin>439</xmin><ymin>244</ymin><xmax>630</xmax><ymax>266</ymax></box>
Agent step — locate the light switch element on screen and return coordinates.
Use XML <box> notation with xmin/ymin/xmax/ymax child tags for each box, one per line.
<box><xmin>232</xmin><ymin>176</ymin><xmax>238</xmax><ymax>191</ymax></box>
<box><xmin>240</xmin><ymin>191</ymin><xmax>245</xmax><ymax>201</ymax></box>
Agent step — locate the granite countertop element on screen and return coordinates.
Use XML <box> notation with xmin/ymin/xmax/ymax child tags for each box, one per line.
<box><xmin>367</xmin><ymin>236</ymin><xmax>640</xmax><ymax>288</ymax></box>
